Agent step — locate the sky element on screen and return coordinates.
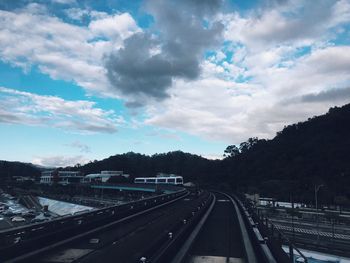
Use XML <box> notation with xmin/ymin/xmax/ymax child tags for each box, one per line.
<box><xmin>0</xmin><ymin>0</ymin><xmax>350</xmax><ymax>167</ymax></box>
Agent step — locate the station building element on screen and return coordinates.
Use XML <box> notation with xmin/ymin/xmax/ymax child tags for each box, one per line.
<box><xmin>82</xmin><ymin>171</ymin><xmax>130</xmax><ymax>183</ymax></box>
<box><xmin>40</xmin><ymin>170</ymin><xmax>83</xmax><ymax>185</ymax></box>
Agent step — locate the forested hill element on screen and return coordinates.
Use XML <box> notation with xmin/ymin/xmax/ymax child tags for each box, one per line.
<box><xmin>2</xmin><ymin>103</ymin><xmax>350</xmax><ymax>203</ymax></box>
<box><xmin>223</xmin><ymin>104</ymin><xmax>350</xmax><ymax>203</ymax></box>
<box><xmin>0</xmin><ymin>161</ymin><xmax>41</xmax><ymax>180</ymax></box>
<box><xmin>69</xmin><ymin>151</ymin><xmax>218</xmax><ymax>182</ymax></box>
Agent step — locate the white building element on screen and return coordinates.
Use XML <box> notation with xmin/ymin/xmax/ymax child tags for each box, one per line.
<box><xmin>40</xmin><ymin>171</ymin><xmax>55</xmax><ymax>184</ymax></box>
<box><xmin>40</xmin><ymin>171</ymin><xmax>83</xmax><ymax>185</ymax></box>
<box><xmin>40</xmin><ymin>175</ymin><xmax>53</xmax><ymax>184</ymax></box>
<box><xmin>82</xmin><ymin>171</ymin><xmax>130</xmax><ymax>183</ymax></box>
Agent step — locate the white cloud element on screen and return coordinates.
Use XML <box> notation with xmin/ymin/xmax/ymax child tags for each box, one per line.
<box><xmin>0</xmin><ymin>5</ymin><xmax>141</xmax><ymax>96</ymax></box>
<box><xmin>1</xmin><ymin>1</ymin><xmax>350</xmax><ymax>148</ymax></box>
<box><xmin>89</xmin><ymin>13</ymin><xmax>140</xmax><ymax>40</ymax></box>
<box><xmin>202</xmin><ymin>154</ymin><xmax>224</xmax><ymax>160</ymax></box>
<box><xmin>0</xmin><ymin>87</ymin><xmax>123</xmax><ymax>133</ymax></box>
<box><xmin>32</xmin><ymin>155</ymin><xmax>88</xmax><ymax>167</ymax></box>
<box><xmin>221</xmin><ymin>0</ymin><xmax>350</xmax><ymax>50</ymax></box>
<box><xmin>64</xmin><ymin>7</ymin><xmax>90</xmax><ymax>21</ymax></box>
<box><xmin>145</xmin><ymin>42</ymin><xmax>350</xmax><ymax>144</ymax></box>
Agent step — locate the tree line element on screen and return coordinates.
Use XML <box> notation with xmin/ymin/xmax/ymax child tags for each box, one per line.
<box><xmin>2</xmin><ymin>103</ymin><xmax>350</xmax><ymax>205</ymax></box>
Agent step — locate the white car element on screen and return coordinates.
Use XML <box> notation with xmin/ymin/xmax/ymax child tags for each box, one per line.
<box><xmin>11</xmin><ymin>216</ymin><xmax>26</xmax><ymax>222</ymax></box>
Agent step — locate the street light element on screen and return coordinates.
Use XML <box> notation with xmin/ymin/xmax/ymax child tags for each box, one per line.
<box><xmin>315</xmin><ymin>184</ymin><xmax>324</xmax><ymax>242</ymax></box>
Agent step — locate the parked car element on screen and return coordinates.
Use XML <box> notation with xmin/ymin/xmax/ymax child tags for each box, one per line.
<box><xmin>11</xmin><ymin>216</ymin><xmax>26</xmax><ymax>222</ymax></box>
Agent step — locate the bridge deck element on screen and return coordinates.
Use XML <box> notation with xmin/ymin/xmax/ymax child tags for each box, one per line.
<box><xmin>188</xmin><ymin>192</ymin><xmax>245</xmax><ymax>262</ymax></box>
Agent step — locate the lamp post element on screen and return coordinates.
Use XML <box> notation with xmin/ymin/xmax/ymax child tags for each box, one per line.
<box><xmin>315</xmin><ymin>184</ymin><xmax>323</xmax><ymax>242</ymax></box>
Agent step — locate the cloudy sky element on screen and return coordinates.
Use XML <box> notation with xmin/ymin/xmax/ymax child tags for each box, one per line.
<box><xmin>1</xmin><ymin>0</ymin><xmax>350</xmax><ymax>167</ymax></box>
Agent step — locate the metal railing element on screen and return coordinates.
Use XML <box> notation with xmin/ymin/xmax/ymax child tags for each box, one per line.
<box><xmin>238</xmin><ymin>193</ymin><xmax>309</xmax><ymax>263</ymax></box>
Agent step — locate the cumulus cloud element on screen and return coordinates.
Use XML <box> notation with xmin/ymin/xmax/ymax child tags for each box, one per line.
<box><xmin>145</xmin><ymin>44</ymin><xmax>350</xmax><ymax>143</ymax></box>
<box><xmin>89</xmin><ymin>13</ymin><xmax>140</xmax><ymax>40</ymax></box>
<box><xmin>0</xmin><ymin>87</ymin><xmax>122</xmax><ymax>133</ymax></box>
<box><xmin>1</xmin><ymin>0</ymin><xmax>350</xmax><ymax>148</ymax></box>
<box><xmin>105</xmin><ymin>0</ymin><xmax>224</xmax><ymax>106</ymax></box>
<box><xmin>144</xmin><ymin>0</ymin><xmax>350</xmax><ymax>144</ymax></box>
<box><xmin>0</xmin><ymin>5</ymin><xmax>140</xmax><ymax>95</ymax></box>
<box><xmin>222</xmin><ymin>0</ymin><xmax>350</xmax><ymax>49</ymax></box>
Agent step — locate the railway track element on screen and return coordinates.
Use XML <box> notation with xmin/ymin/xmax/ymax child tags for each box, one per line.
<box><xmin>185</xmin><ymin>192</ymin><xmax>246</xmax><ymax>263</ymax></box>
<box><xmin>1</xmin><ymin>190</ymin><xmax>188</xmax><ymax>263</ymax></box>
<box><xmin>2</xmin><ymin>190</ymin><xmax>281</xmax><ymax>263</ymax></box>
<box><xmin>4</xmin><ymin>190</ymin><xmax>212</xmax><ymax>263</ymax></box>
<box><xmin>169</xmin><ymin>191</ymin><xmax>283</xmax><ymax>263</ymax></box>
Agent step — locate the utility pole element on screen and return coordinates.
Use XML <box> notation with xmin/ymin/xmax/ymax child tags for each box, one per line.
<box><xmin>291</xmin><ymin>195</ymin><xmax>295</xmax><ymax>242</ymax></box>
<box><xmin>315</xmin><ymin>184</ymin><xmax>323</xmax><ymax>242</ymax></box>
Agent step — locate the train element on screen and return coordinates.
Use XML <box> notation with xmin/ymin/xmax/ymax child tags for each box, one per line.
<box><xmin>134</xmin><ymin>175</ymin><xmax>183</xmax><ymax>185</ymax></box>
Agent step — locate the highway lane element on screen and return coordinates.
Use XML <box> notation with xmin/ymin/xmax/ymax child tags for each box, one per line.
<box><xmin>187</xmin><ymin>192</ymin><xmax>245</xmax><ymax>263</ymax></box>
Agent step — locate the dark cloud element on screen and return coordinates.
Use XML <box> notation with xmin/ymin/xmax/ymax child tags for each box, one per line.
<box><xmin>301</xmin><ymin>87</ymin><xmax>350</xmax><ymax>103</ymax></box>
<box><xmin>105</xmin><ymin>0</ymin><xmax>224</xmax><ymax>106</ymax></box>
<box><xmin>124</xmin><ymin>100</ymin><xmax>146</xmax><ymax>108</ymax></box>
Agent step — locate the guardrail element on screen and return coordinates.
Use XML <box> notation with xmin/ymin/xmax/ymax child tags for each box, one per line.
<box><xmin>0</xmin><ymin>188</ymin><xmax>187</xmax><ymax>262</ymax></box>
<box><xmin>229</xmin><ymin>193</ymin><xmax>278</xmax><ymax>263</ymax></box>
<box><xmin>155</xmin><ymin>190</ymin><xmax>264</xmax><ymax>263</ymax></box>
<box><xmin>258</xmin><ymin>216</ymin><xmax>309</xmax><ymax>263</ymax></box>
<box><xmin>236</xmin><ymin>193</ymin><xmax>309</xmax><ymax>263</ymax></box>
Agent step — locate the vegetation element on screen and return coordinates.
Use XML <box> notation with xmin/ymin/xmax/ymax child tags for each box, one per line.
<box><xmin>1</xmin><ymin>103</ymin><xmax>350</xmax><ymax>205</ymax></box>
<box><xmin>222</xmin><ymin>104</ymin><xmax>350</xmax><ymax>204</ymax></box>
<box><xmin>0</xmin><ymin>161</ymin><xmax>40</xmax><ymax>181</ymax></box>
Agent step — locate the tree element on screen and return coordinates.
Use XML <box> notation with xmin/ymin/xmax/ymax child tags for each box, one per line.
<box><xmin>224</xmin><ymin>145</ymin><xmax>240</xmax><ymax>157</ymax></box>
<box><xmin>239</xmin><ymin>137</ymin><xmax>259</xmax><ymax>153</ymax></box>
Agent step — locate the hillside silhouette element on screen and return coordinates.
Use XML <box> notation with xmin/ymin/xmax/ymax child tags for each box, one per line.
<box><xmin>223</xmin><ymin>104</ymin><xmax>350</xmax><ymax>204</ymax></box>
<box><xmin>2</xmin><ymin>103</ymin><xmax>350</xmax><ymax>204</ymax></box>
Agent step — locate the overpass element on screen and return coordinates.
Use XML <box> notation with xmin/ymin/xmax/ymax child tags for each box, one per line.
<box><xmin>0</xmin><ymin>186</ymin><xmax>305</xmax><ymax>263</ymax></box>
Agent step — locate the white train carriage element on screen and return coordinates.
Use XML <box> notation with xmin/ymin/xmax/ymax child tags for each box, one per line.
<box><xmin>134</xmin><ymin>176</ymin><xmax>183</xmax><ymax>185</ymax></box>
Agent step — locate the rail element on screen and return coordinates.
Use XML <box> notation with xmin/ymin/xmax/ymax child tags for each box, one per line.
<box><xmin>0</xmin><ymin>188</ymin><xmax>187</xmax><ymax>262</ymax></box>
<box><xmin>225</xmin><ymin>192</ymin><xmax>262</xmax><ymax>263</ymax></box>
<box><xmin>142</xmin><ymin>191</ymin><xmax>214</xmax><ymax>263</ymax></box>
<box><xmin>259</xmin><ymin>216</ymin><xmax>309</xmax><ymax>263</ymax></box>
<box><xmin>155</xmin><ymin>191</ymin><xmax>268</xmax><ymax>263</ymax></box>
<box><xmin>238</xmin><ymin>193</ymin><xmax>309</xmax><ymax>263</ymax></box>
<box><xmin>169</xmin><ymin>193</ymin><xmax>216</xmax><ymax>263</ymax></box>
